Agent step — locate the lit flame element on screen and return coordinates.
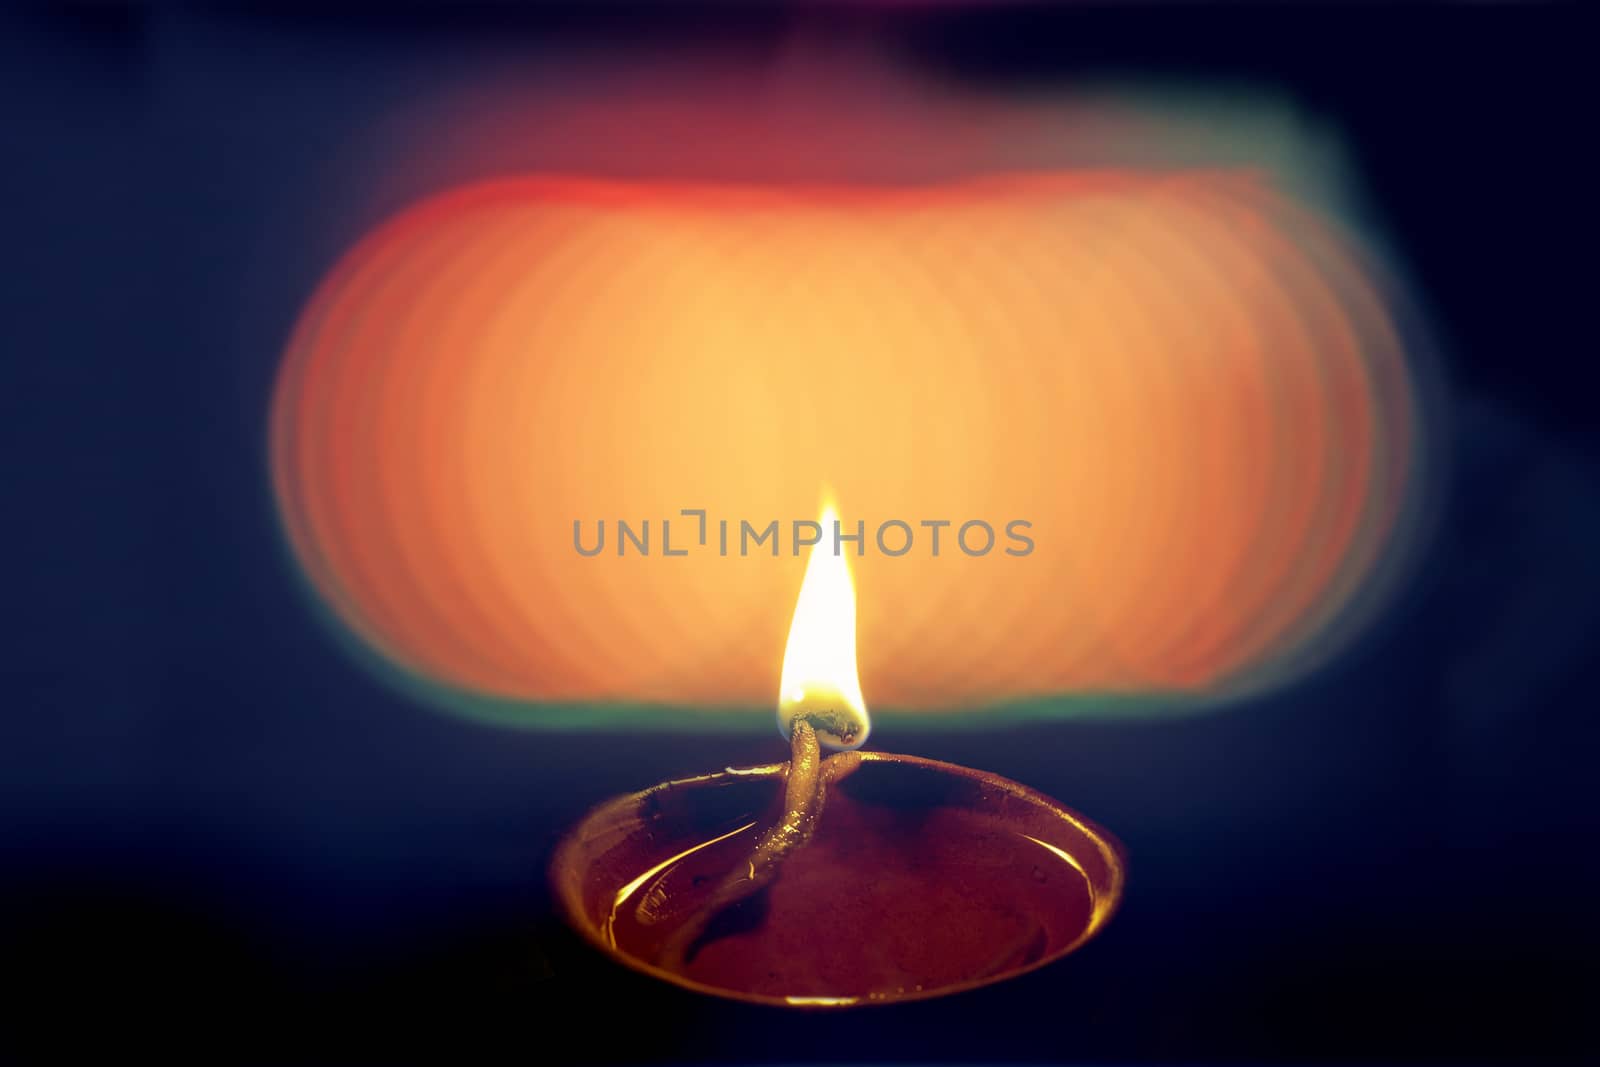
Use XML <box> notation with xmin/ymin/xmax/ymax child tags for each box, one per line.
<box><xmin>778</xmin><ymin>499</ymin><xmax>870</xmax><ymax>750</ymax></box>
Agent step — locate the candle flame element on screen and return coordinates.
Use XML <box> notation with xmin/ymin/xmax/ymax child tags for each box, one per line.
<box><xmin>778</xmin><ymin>499</ymin><xmax>870</xmax><ymax>751</ymax></box>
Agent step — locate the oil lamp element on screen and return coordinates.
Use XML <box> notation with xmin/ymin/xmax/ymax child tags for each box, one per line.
<box><xmin>551</xmin><ymin>501</ymin><xmax>1126</xmax><ymax>1007</ymax></box>
<box><xmin>270</xmin><ymin>170</ymin><xmax>1418</xmax><ymax>1002</ymax></box>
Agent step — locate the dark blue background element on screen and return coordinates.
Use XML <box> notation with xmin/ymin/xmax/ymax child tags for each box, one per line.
<box><xmin>2</xmin><ymin>5</ymin><xmax>1596</xmax><ymax>1063</ymax></box>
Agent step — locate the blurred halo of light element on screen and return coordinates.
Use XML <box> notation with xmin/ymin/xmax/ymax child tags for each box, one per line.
<box><xmin>270</xmin><ymin>168</ymin><xmax>1431</xmax><ymax>729</ymax></box>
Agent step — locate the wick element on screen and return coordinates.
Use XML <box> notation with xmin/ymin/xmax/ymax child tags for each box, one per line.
<box><xmin>659</xmin><ymin>718</ymin><xmax>862</xmax><ymax>969</ymax></box>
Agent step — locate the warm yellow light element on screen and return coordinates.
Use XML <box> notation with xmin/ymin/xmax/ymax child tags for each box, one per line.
<box><xmin>778</xmin><ymin>500</ymin><xmax>870</xmax><ymax>750</ymax></box>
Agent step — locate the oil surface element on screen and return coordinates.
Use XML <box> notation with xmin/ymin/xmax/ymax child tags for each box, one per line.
<box><xmin>605</xmin><ymin>769</ymin><xmax>1097</xmax><ymax>1002</ymax></box>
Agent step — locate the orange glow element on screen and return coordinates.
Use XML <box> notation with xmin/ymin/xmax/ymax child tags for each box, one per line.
<box><xmin>271</xmin><ymin>172</ymin><xmax>1418</xmax><ymax>717</ymax></box>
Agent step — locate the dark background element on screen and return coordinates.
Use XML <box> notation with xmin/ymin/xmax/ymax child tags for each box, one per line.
<box><xmin>3</xmin><ymin>4</ymin><xmax>1597</xmax><ymax>1064</ymax></box>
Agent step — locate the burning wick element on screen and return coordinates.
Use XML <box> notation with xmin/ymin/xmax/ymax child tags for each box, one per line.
<box><xmin>776</xmin><ymin>501</ymin><xmax>870</xmax><ymax>753</ymax></box>
<box><xmin>659</xmin><ymin>501</ymin><xmax>870</xmax><ymax>967</ymax></box>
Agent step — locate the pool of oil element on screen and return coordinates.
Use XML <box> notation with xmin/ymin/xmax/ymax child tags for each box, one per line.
<box><xmin>558</xmin><ymin>755</ymin><xmax>1119</xmax><ymax>1005</ymax></box>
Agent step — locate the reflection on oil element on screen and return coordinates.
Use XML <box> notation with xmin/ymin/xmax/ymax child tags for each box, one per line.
<box><xmin>603</xmin><ymin>820</ymin><xmax>757</xmax><ymax>949</ymax></box>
